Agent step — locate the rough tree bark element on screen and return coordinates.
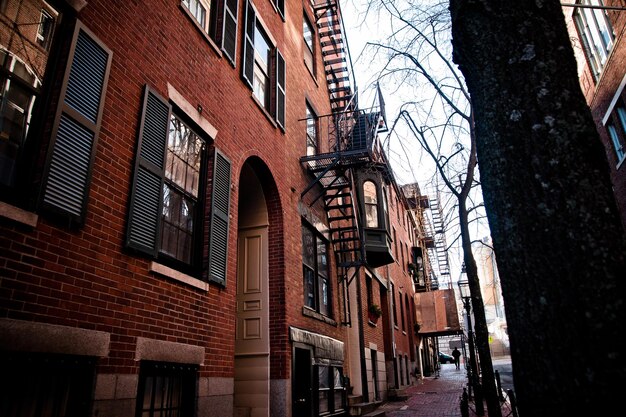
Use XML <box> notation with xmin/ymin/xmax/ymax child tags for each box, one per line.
<box><xmin>449</xmin><ymin>1</ymin><xmax>626</xmax><ymax>416</ymax></box>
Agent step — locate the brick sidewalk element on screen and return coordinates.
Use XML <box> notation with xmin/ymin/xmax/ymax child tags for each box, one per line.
<box><xmin>379</xmin><ymin>363</ymin><xmax>477</xmax><ymax>417</ymax></box>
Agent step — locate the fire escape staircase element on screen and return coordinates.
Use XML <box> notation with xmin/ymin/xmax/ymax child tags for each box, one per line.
<box><xmin>427</xmin><ymin>191</ymin><xmax>450</xmax><ymax>289</ymax></box>
<box><xmin>299</xmin><ymin>1</ymin><xmax>388</xmax><ymax>326</ymax></box>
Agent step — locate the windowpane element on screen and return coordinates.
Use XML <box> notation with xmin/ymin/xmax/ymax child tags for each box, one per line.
<box><xmin>306</xmin><ymin>104</ymin><xmax>317</xmax><ymax>156</ymax></box>
<box><xmin>302</xmin><ymin>223</ymin><xmax>331</xmax><ymax>316</ymax></box>
<box><xmin>574</xmin><ymin>0</ymin><xmax>614</xmax><ymax>80</ymax></box>
<box><xmin>304</xmin><ymin>266</ymin><xmax>316</xmax><ymax>309</ymax></box>
<box><xmin>364</xmin><ymin>181</ymin><xmax>379</xmax><ymax>227</ymax></box>
<box><xmin>161</xmin><ymin>114</ymin><xmax>204</xmax><ymax>265</ymax></box>
<box><xmin>252</xmin><ymin>24</ymin><xmax>271</xmax><ymax>107</ymax></box>
<box><xmin>183</xmin><ymin>0</ymin><xmax>210</xmax><ymax>32</ymax></box>
<box><xmin>303</xmin><ymin>16</ymin><xmax>314</xmax><ymax>71</ymax></box>
<box><xmin>302</xmin><ymin>225</ymin><xmax>315</xmax><ymax>266</ymax></box>
<box><xmin>607</xmin><ymin>124</ymin><xmax>625</xmax><ymax>163</ymax></box>
<box><xmin>317</xmin><ymin>236</ymin><xmax>328</xmax><ymax>278</ymax></box>
<box><xmin>318</xmin><ymin>366</ymin><xmax>329</xmax><ymax>388</ymax></box>
<box><xmin>137</xmin><ymin>362</ymin><xmax>196</xmax><ymax>417</ymax></box>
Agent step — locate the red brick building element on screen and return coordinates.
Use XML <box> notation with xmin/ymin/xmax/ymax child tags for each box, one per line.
<box><xmin>564</xmin><ymin>0</ymin><xmax>626</xmax><ymax>229</ymax></box>
<box><xmin>0</xmin><ymin>1</ymin><xmax>440</xmax><ymax>416</ymax></box>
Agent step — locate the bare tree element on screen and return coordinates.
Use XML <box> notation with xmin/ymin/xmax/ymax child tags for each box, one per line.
<box><xmin>449</xmin><ymin>1</ymin><xmax>626</xmax><ymax>416</ymax></box>
<box><xmin>354</xmin><ymin>1</ymin><xmax>502</xmax><ymax>415</ymax></box>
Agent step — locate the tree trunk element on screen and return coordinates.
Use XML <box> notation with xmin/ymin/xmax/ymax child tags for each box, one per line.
<box><xmin>449</xmin><ymin>1</ymin><xmax>626</xmax><ymax>416</ymax></box>
<box><xmin>459</xmin><ymin>198</ymin><xmax>501</xmax><ymax>417</ymax></box>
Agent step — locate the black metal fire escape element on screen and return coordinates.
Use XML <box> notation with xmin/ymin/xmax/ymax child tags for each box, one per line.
<box><xmin>301</xmin><ymin>1</ymin><xmax>388</xmax><ymax>326</ymax></box>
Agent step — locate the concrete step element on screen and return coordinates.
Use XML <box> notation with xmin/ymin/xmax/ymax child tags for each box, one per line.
<box><xmin>349</xmin><ymin>401</ymin><xmax>383</xmax><ymax>416</ymax></box>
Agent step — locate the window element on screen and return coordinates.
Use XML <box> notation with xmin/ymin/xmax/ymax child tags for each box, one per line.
<box><xmin>127</xmin><ymin>86</ymin><xmax>232</xmax><ymax>283</ymax></box>
<box><xmin>180</xmin><ymin>0</ymin><xmax>239</xmax><ymax>64</ymax></box>
<box><xmin>302</xmin><ymin>222</ymin><xmax>330</xmax><ymax>316</ymax></box>
<box><xmin>136</xmin><ymin>361</ymin><xmax>197</xmax><ymax>417</ymax></box>
<box><xmin>366</xmin><ymin>274</ymin><xmax>373</xmax><ymax>308</ymax></box>
<box><xmin>0</xmin><ymin>8</ymin><xmax>111</xmax><ymax>224</ymax></box>
<box><xmin>364</xmin><ymin>181</ymin><xmax>378</xmax><ymax>227</ymax></box>
<box><xmin>37</xmin><ymin>8</ymin><xmax>56</xmax><ymax>50</ymax></box>
<box><xmin>391</xmin><ymin>281</ymin><xmax>398</xmax><ymax>326</ymax></box>
<box><xmin>161</xmin><ymin>114</ymin><xmax>206</xmax><ymax>265</ymax></box>
<box><xmin>306</xmin><ymin>102</ymin><xmax>317</xmax><ymax>156</ymax></box>
<box><xmin>606</xmin><ymin>102</ymin><xmax>626</xmax><ymax>165</ymax></box>
<box><xmin>253</xmin><ymin>24</ymin><xmax>271</xmax><ymax>108</ymax></box>
<box><xmin>1</xmin><ymin>352</ymin><xmax>96</xmax><ymax>417</ymax></box>
<box><xmin>242</xmin><ymin>0</ymin><xmax>285</xmax><ymax>128</ymax></box>
<box><xmin>399</xmin><ymin>291</ymin><xmax>405</xmax><ymax>330</ymax></box>
<box><xmin>303</xmin><ymin>14</ymin><xmax>314</xmax><ymax>73</ymax></box>
<box><xmin>317</xmin><ymin>365</ymin><xmax>346</xmax><ymax>415</ymax></box>
<box><xmin>574</xmin><ymin>0</ymin><xmax>614</xmax><ymax>81</ymax></box>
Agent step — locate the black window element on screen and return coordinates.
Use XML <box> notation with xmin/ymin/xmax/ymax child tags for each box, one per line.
<box><xmin>0</xmin><ymin>352</ymin><xmax>96</xmax><ymax>417</ymax></box>
<box><xmin>126</xmin><ymin>86</ymin><xmax>232</xmax><ymax>283</ymax></box>
<box><xmin>136</xmin><ymin>361</ymin><xmax>197</xmax><ymax>417</ymax></box>
<box><xmin>302</xmin><ymin>221</ymin><xmax>330</xmax><ymax>316</ymax></box>
<box><xmin>242</xmin><ymin>0</ymin><xmax>285</xmax><ymax>129</ymax></box>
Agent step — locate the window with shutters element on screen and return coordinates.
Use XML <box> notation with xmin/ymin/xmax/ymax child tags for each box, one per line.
<box><xmin>0</xmin><ymin>5</ymin><xmax>111</xmax><ymax>225</ymax></box>
<box><xmin>180</xmin><ymin>0</ymin><xmax>239</xmax><ymax>64</ymax></box>
<box><xmin>127</xmin><ymin>86</ymin><xmax>231</xmax><ymax>283</ymax></box>
<box><xmin>302</xmin><ymin>221</ymin><xmax>331</xmax><ymax>317</ymax></box>
<box><xmin>242</xmin><ymin>0</ymin><xmax>285</xmax><ymax>129</ymax></box>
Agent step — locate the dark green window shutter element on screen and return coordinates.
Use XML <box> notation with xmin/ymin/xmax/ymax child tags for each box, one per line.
<box><xmin>125</xmin><ymin>86</ymin><xmax>170</xmax><ymax>256</ymax></box>
<box><xmin>275</xmin><ymin>48</ymin><xmax>285</xmax><ymax>129</ymax></box>
<box><xmin>222</xmin><ymin>0</ymin><xmax>239</xmax><ymax>65</ymax></box>
<box><xmin>40</xmin><ymin>22</ymin><xmax>111</xmax><ymax>224</ymax></box>
<box><xmin>242</xmin><ymin>0</ymin><xmax>255</xmax><ymax>88</ymax></box>
<box><xmin>208</xmin><ymin>149</ymin><xmax>231</xmax><ymax>285</ymax></box>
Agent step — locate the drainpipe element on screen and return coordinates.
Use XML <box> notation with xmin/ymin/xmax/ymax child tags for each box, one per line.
<box><xmin>356</xmin><ymin>265</ymin><xmax>369</xmax><ymax>402</ymax></box>
<box><xmin>386</xmin><ymin>264</ymin><xmax>397</xmax><ymax>388</ymax></box>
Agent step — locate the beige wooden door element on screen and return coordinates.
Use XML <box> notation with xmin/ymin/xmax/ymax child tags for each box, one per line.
<box><xmin>234</xmin><ymin>226</ymin><xmax>269</xmax><ymax>417</ymax></box>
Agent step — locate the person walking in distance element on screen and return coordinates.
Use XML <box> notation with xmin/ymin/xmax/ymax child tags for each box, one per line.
<box><xmin>452</xmin><ymin>347</ymin><xmax>461</xmax><ymax>370</ymax></box>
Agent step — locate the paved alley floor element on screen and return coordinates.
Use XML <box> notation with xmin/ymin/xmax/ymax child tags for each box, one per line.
<box><xmin>379</xmin><ymin>363</ymin><xmax>478</xmax><ymax>417</ymax></box>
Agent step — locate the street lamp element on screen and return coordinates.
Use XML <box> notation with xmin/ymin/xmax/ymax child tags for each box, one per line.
<box><xmin>458</xmin><ymin>270</ymin><xmax>485</xmax><ymax>416</ymax></box>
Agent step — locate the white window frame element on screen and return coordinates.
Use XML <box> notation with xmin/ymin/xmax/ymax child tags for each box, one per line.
<box><xmin>573</xmin><ymin>0</ymin><xmax>615</xmax><ymax>81</ymax></box>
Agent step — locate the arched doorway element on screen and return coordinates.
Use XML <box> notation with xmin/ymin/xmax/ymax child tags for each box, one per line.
<box><xmin>234</xmin><ymin>160</ymin><xmax>277</xmax><ymax>417</ymax></box>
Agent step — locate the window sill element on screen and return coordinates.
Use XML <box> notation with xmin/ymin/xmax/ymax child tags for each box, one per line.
<box><xmin>368</xmin><ymin>320</ymin><xmax>378</xmax><ymax>327</ymax></box>
<box><xmin>302</xmin><ymin>306</ymin><xmax>337</xmax><ymax>326</ymax></box>
<box><xmin>616</xmin><ymin>156</ymin><xmax>625</xmax><ymax>171</ymax></box>
<box><xmin>150</xmin><ymin>261</ymin><xmax>209</xmax><ymax>292</ymax></box>
<box><xmin>250</xmin><ymin>93</ymin><xmax>279</xmax><ymax>129</ymax></box>
<box><xmin>0</xmin><ymin>201</ymin><xmax>38</xmax><ymax>227</ymax></box>
<box><xmin>304</xmin><ymin>60</ymin><xmax>318</xmax><ymax>85</ymax></box>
